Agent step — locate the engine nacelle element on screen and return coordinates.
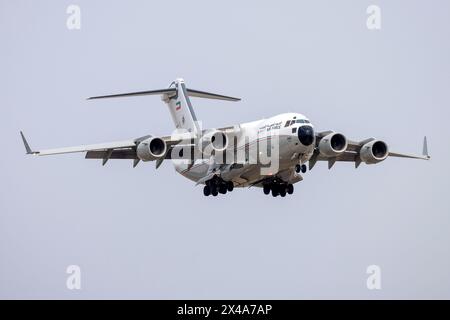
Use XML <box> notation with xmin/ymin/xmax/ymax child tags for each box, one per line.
<box><xmin>318</xmin><ymin>132</ymin><xmax>348</xmax><ymax>157</ymax></box>
<box><xmin>359</xmin><ymin>140</ymin><xmax>389</xmax><ymax>164</ymax></box>
<box><xmin>199</xmin><ymin>130</ymin><xmax>228</xmax><ymax>153</ymax></box>
<box><xmin>136</xmin><ymin>136</ymin><xmax>167</xmax><ymax>161</ymax></box>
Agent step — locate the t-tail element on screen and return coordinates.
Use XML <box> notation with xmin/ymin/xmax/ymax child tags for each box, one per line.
<box><xmin>88</xmin><ymin>78</ymin><xmax>241</xmax><ymax>136</ymax></box>
<box><xmin>164</xmin><ymin>78</ymin><xmax>200</xmax><ymax>134</ymax></box>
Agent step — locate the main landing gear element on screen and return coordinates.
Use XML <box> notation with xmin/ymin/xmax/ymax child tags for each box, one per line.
<box><xmin>263</xmin><ymin>181</ymin><xmax>294</xmax><ymax>197</ymax></box>
<box><xmin>203</xmin><ymin>176</ymin><xmax>234</xmax><ymax>197</ymax></box>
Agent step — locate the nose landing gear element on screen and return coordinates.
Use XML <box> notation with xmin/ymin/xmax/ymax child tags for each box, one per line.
<box><xmin>295</xmin><ymin>164</ymin><xmax>307</xmax><ymax>173</ymax></box>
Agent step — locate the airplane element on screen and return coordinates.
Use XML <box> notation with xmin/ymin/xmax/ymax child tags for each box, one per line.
<box><xmin>20</xmin><ymin>78</ymin><xmax>430</xmax><ymax>197</ymax></box>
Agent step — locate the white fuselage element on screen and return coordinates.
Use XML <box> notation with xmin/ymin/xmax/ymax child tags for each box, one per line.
<box><xmin>173</xmin><ymin>113</ymin><xmax>315</xmax><ymax>187</ymax></box>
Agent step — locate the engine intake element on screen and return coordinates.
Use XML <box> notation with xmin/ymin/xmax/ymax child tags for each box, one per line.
<box><xmin>136</xmin><ymin>137</ymin><xmax>167</xmax><ymax>161</ymax></box>
<box><xmin>318</xmin><ymin>132</ymin><xmax>348</xmax><ymax>157</ymax></box>
<box><xmin>359</xmin><ymin>140</ymin><xmax>389</xmax><ymax>164</ymax></box>
<box><xmin>199</xmin><ymin>130</ymin><xmax>228</xmax><ymax>153</ymax></box>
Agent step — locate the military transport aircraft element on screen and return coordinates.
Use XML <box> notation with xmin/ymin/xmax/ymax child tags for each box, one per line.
<box><xmin>20</xmin><ymin>78</ymin><xmax>430</xmax><ymax>197</ymax></box>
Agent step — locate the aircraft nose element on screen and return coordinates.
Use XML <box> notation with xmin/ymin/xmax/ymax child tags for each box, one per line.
<box><xmin>298</xmin><ymin>125</ymin><xmax>314</xmax><ymax>146</ymax></box>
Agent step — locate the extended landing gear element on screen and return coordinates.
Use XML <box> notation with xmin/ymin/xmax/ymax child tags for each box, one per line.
<box><xmin>287</xmin><ymin>184</ymin><xmax>294</xmax><ymax>195</ymax></box>
<box><xmin>295</xmin><ymin>164</ymin><xmax>307</xmax><ymax>174</ymax></box>
<box><xmin>203</xmin><ymin>185</ymin><xmax>211</xmax><ymax>196</ymax></box>
<box><xmin>263</xmin><ymin>181</ymin><xmax>294</xmax><ymax>197</ymax></box>
<box><xmin>203</xmin><ymin>177</ymin><xmax>234</xmax><ymax>197</ymax></box>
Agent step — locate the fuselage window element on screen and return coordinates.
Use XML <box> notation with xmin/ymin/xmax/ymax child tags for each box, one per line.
<box><xmin>292</xmin><ymin>127</ymin><xmax>297</xmax><ymax>133</ymax></box>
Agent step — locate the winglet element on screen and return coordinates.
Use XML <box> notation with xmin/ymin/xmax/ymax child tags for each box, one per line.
<box><xmin>20</xmin><ymin>131</ymin><xmax>37</xmax><ymax>155</ymax></box>
<box><xmin>422</xmin><ymin>136</ymin><xmax>429</xmax><ymax>158</ymax></box>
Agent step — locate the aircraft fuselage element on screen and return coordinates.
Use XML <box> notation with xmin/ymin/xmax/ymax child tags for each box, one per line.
<box><xmin>175</xmin><ymin>113</ymin><xmax>315</xmax><ymax>188</ymax></box>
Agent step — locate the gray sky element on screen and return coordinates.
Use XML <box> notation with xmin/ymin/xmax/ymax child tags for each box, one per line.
<box><xmin>1</xmin><ymin>0</ymin><xmax>449</xmax><ymax>299</ymax></box>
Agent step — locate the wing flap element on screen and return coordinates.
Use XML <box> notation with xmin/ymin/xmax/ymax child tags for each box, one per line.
<box><xmin>36</xmin><ymin>140</ymin><xmax>136</xmax><ymax>156</ymax></box>
<box><xmin>315</xmin><ymin>152</ymin><xmax>358</xmax><ymax>162</ymax></box>
<box><xmin>388</xmin><ymin>151</ymin><xmax>429</xmax><ymax>160</ymax></box>
<box><xmin>85</xmin><ymin>149</ymin><xmax>137</xmax><ymax>160</ymax></box>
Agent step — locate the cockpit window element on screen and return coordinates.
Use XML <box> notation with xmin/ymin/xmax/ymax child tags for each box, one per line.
<box><xmin>286</xmin><ymin>119</ymin><xmax>310</xmax><ymax>127</ymax></box>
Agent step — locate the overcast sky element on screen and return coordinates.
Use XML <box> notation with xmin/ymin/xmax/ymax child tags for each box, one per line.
<box><xmin>1</xmin><ymin>0</ymin><xmax>449</xmax><ymax>299</ymax></box>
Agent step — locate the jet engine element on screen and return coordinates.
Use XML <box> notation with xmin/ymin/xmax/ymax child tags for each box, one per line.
<box><xmin>318</xmin><ymin>132</ymin><xmax>348</xmax><ymax>157</ymax></box>
<box><xmin>199</xmin><ymin>130</ymin><xmax>228</xmax><ymax>153</ymax></box>
<box><xmin>136</xmin><ymin>136</ymin><xmax>167</xmax><ymax>161</ymax></box>
<box><xmin>359</xmin><ymin>140</ymin><xmax>389</xmax><ymax>164</ymax></box>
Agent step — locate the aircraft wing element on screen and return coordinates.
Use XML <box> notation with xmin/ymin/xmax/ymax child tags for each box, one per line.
<box><xmin>310</xmin><ymin>133</ymin><xmax>430</xmax><ymax>169</ymax></box>
<box><xmin>20</xmin><ymin>131</ymin><xmax>183</xmax><ymax>167</ymax></box>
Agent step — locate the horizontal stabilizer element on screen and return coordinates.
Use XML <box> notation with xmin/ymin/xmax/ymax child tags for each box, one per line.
<box><xmin>185</xmin><ymin>89</ymin><xmax>240</xmax><ymax>101</ymax></box>
<box><xmin>88</xmin><ymin>88</ymin><xmax>176</xmax><ymax>100</ymax></box>
<box><xmin>88</xmin><ymin>87</ymin><xmax>240</xmax><ymax>102</ymax></box>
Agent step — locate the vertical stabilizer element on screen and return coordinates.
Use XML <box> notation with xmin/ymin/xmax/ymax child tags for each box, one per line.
<box><xmin>163</xmin><ymin>78</ymin><xmax>200</xmax><ymax>135</ymax></box>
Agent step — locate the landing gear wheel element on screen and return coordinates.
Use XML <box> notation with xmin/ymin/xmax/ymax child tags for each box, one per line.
<box><xmin>271</xmin><ymin>185</ymin><xmax>279</xmax><ymax>197</ymax></box>
<box><xmin>211</xmin><ymin>187</ymin><xmax>218</xmax><ymax>197</ymax></box>
<box><xmin>295</xmin><ymin>164</ymin><xmax>301</xmax><ymax>173</ymax></box>
<box><xmin>219</xmin><ymin>185</ymin><xmax>227</xmax><ymax>194</ymax></box>
<box><xmin>227</xmin><ymin>181</ymin><xmax>234</xmax><ymax>192</ymax></box>
<box><xmin>203</xmin><ymin>185</ymin><xmax>211</xmax><ymax>196</ymax></box>
<box><xmin>263</xmin><ymin>185</ymin><xmax>271</xmax><ymax>195</ymax></box>
<box><xmin>279</xmin><ymin>188</ymin><xmax>286</xmax><ymax>197</ymax></box>
<box><xmin>301</xmin><ymin>164</ymin><xmax>307</xmax><ymax>173</ymax></box>
<box><xmin>287</xmin><ymin>184</ymin><xmax>294</xmax><ymax>195</ymax></box>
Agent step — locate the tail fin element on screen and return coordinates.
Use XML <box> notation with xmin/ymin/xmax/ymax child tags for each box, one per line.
<box><xmin>164</xmin><ymin>78</ymin><xmax>200</xmax><ymax>134</ymax></box>
<box><xmin>88</xmin><ymin>78</ymin><xmax>240</xmax><ymax>136</ymax></box>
